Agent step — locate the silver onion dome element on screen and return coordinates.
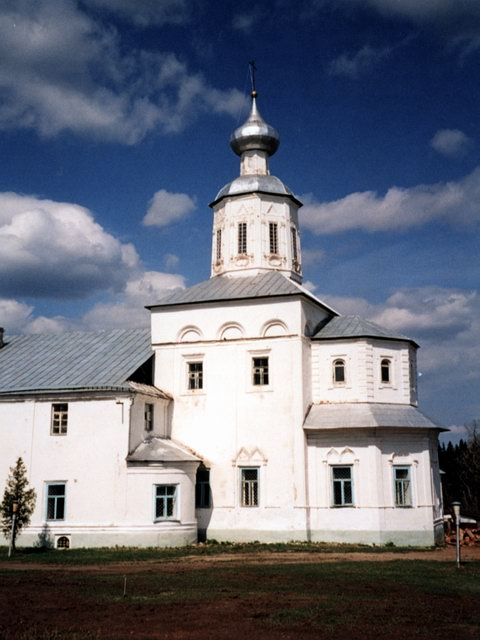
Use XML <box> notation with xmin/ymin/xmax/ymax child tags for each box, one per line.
<box><xmin>230</xmin><ymin>92</ymin><xmax>280</xmax><ymax>157</ymax></box>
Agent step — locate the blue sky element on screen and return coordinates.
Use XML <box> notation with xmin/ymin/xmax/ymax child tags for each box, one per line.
<box><xmin>1</xmin><ymin>0</ymin><xmax>479</xmax><ymax>439</ymax></box>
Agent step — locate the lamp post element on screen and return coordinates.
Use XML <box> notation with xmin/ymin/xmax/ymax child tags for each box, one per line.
<box><xmin>452</xmin><ymin>501</ymin><xmax>461</xmax><ymax>569</ymax></box>
<box><xmin>8</xmin><ymin>500</ymin><xmax>18</xmax><ymax>558</ymax></box>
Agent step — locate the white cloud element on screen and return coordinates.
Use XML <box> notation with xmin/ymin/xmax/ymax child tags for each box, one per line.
<box><xmin>430</xmin><ymin>129</ymin><xmax>474</xmax><ymax>157</ymax></box>
<box><xmin>232</xmin><ymin>7</ymin><xmax>263</xmax><ymax>33</ymax></box>
<box><xmin>0</xmin><ymin>192</ymin><xmax>140</xmax><ymax>298</ymax></box>
<box><xmin>2</xmin><ymin>270</ymin><xmax>186</xmax><ymax>335</ymax></box>
<box><xmin>83</xmin><ymin>0</ymin><xmax>191</xmax><ymax>27</ymax></box>
<box><xmin>0</xmin><ymin>298</ymin><xmax>34</xmax><ymax>332</ymax></box>
<box><xmin>164</xmin><ymin>253</ymin><xmax>180</xmax><ymax>270</ymax></box>
<box><xmin>0</xmin><ymin>0</ymin><xmax>244</xmax><ymax>143</ymax></box>
<box><xmin>82</xmin><ymin>271</ymin><xmax>185</xmax><ymax>329</ymax></box>
<box><xmin>301</xmin><ymin>166</ymin><xmax>480</xmax><ymax>234</ymax></box>
<box><xmin>328</xmin><ymin>44</ymin><xmax>392</xmax><ymax>78</ymax></box>
<box><xmin>302</xmin><ymin>248</ymin><xmax>326</xmax><ymax>266</ymax></box>
<box><xmin>143</xmin><ymin>190</ymin><xmax>197</xmax><ymax>228</ymax></box>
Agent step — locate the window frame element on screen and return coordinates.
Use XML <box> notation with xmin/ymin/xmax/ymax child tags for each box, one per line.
<box><xmin>252</xmin><ymin>356</ymin><xmax>269</xmax><ymax>387</ymax></box>
<box><xmin>144</xmin><ymin>403</ymin><xmax>154</xmax><ymax>432</ymax></box>
<box><xmin>393</xmin><ymin>466</ymin><xmax>412</xmax><ymax>507</ymax></box>
<box><xmin>331</xmin><ymin>465</ymin><xmax>354</xmax><ymax>507</ymax></box>
<box><xmin>380</xmin><ymin>358</ymin><xmax>392</xmax><ymax>385</ymax></box>
<box><xmin>240</xmin><ymin>467</ymin><xmax>259</xmax><ymax>508</ymax></box>
<box><xmin>46</xmin><ymin>482</ymin><xmax>66</xmax><ymax>521</ymax></box>
<box><xmin>187</xmin><ymin>361</ymin><xmax>203</xmax><ymax>391</ymax></box>
<box><xmin>268</xmin><ymin>222</ymin><xmax>278</xmax><ymax>254</ymax></box>
<box><xmin>51</xmin><ymin>403</ymin><xmax>68</xmax><ymax>436</ymax></box>
<box><xmin>332</xmin><ymin>359</ymin><xmax>346</xmax><ymax>385</ymax></box>
<box><xmin>195</xmin><ymin>468</ymin><xmax>211</xmax><ymax>509</ymax></box>
<box><xmin>291</xmin><ymin>227</ymin><xmax>298</xmax><ymax>262</ymax></box>
<box><xmin>154</xmin><ymin>484</ymin><xmax>178</xmax><ymax>521</ymax></box>
<box><xmin>216</xmin><ymin>228</ymin><xmax>222</xmax><ymax>262</ymax></box>
<box><xmin>238</xmin><ymin>222</ymin><xmax>247</xmax><ymax>255</ymax></box>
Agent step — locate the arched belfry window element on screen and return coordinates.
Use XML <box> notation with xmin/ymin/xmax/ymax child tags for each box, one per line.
<box><xmin>333</xmin><ymin>359</ymin><xmax>346</xmax><ymax>384</ymax></box>
<box><xmin>381</xmin><ymin>359</ymin><xmax>391</xmax><ymax>384</ymax></box>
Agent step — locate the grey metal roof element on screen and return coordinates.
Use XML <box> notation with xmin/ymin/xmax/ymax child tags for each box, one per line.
<box><xmin>211</xmin><ymin>175</ymin><xmax>301</xmax><ymax>207</ymax></box>
<box><xmin>0</xmin><ymin>328</ymin><xmax>152</xmax><ymax>395</ymax></box>
<box><xmin>304</xmin><ymin>403</ymin><xmax>444</xmax><ymax>430</ymax></box>
<box><xmin>313</xmin><ymin>315</ymin><xmax>417</xmax><ymax>346</ymax></box>
<box><xmin>127</xmin><ymin>437</ymin><xmax>201</xmax><ymax>463</ymax></box>
<box><xmin>147</xmin><ymin>270</ymin><xmax>337</xmax><ymax>313</ymax></box>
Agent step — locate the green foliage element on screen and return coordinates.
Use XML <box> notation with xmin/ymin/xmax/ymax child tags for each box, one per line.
<box><xmin>439</xmin><ymin>420</ymin><xmax>480</xmax><ymax>519</ymax></box>
<box><xmin>0</xmin><ymin>457</ymin><xmax>36</xmax><ymax>549</ymax></box>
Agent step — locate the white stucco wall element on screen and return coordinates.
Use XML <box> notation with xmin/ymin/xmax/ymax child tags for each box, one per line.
<box><xmin>0</xmin><ymin>393</ymin><xmax>197</xmax><ymax>548</ymax></box>
<box><xmin>311</xmin><ymin>338</ymin><xmax>416</xmax><ymax>405</ymax></box>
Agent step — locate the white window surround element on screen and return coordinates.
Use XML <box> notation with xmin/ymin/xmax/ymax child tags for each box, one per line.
<box><xmin>393</xmin><ymin>466</ymin><xmax>412</xmax><ymax>507</ymax></box>
<box><xmin>154</xmin><ymin>484</ymin><xmax>179</xmax><ymax>522</ymax></box>
<box><xmin>380</xmin><ymin>357</ymin><xmax>393</xmax><ymax>386</ymax></box>
<box><xmin>331</xmin><ymin>465</ymin><xmax>354</xmax><ymax>507</ymax></box>
<box><xmin>51</xmin><ymin>403</ymin><xmax>68</xmax><ymax>435</ymax></box>
<box><xmin>246</xmin><ymin>349</ymin><xmax>272</xmax><ymax>392</ymax></box>
<box><xmin>332</xmin><ymin>358</ymin><xmax>346</xmax><ymax>386</ymax></box>
<box><xmin>182</xmin><ymin>353</ymin><xmax>205</xmax><ymax>395</ymax></box>
<box><xmin>328</xmin><ymin>355</ymin><xmax>351</xmax><ymax>389</ymax></box>
<box><xmin>240</xmin><ymin>467</ymin><xmax>260</xmax><ymax>507</ymax></box>
<box><xmin>144</xmin><ymin>403</ymin><xmax>154</xmax><ymax>432</ymax></box>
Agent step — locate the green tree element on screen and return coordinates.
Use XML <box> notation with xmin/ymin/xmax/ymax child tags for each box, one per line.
<box><xmin>1</xmin><ymin>457</ymin><xmax>36</xmax><ymax>550</ymax></box>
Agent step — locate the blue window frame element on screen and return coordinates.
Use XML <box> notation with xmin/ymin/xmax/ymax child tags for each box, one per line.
<box><xmin>155</xmin><ymin>485</ymin><xmax>177</xmax><ymax>520</ymax></box>
<box><xmin>332</xmin><ymin>466</ymin><xmax>354</xmax><ymax>506</ymax></box>
<box><xmin>47</xmin><ymin>483</ymin><xmax>66</xmax><ymax>520</ymax></box>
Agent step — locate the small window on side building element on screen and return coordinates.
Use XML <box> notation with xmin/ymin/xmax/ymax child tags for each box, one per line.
<box><xmin>252</xmin><ymin>357</ymin><xmax>269</xmax><ymax>386</ymax></box>
<box><xmin>333</xmin><ymin>359</ymin><xmax>346</xmax><ymax>384</ymax></box>
<box><xmin>47</xmin><ymin>483</ymin><xmax>66</xmax><ymax>520</ymax></box>
<box><xmin>188</xmin><ymin>362</ymin><xmax>203</xmax><ymax>390</ymax></box>
<box><xmin>51</xmin><ymin>403</ymin><xmax>68</xmax><ymax>435</ymax></box>
<box><xmin>195</xmin><ymin>468</ymin><xmax>211</xmax><ymax>508</ymax></box>
<box><xmin>394</xmin><ymin>467</ymin><xmax>412</xmax><ymax>507</ymax></box>
<box><xmin>241</xmin><ymin>468</ymin><xmax>259</xmax><ymax>507</ymax></box>
<box><xmin>332</xmin><ymin>466</ymin><xmax>354</xmax><ymax>506</ymax></box>
<box><xmin>144</xmin><ymin>403</ymin><xmax>154</xmax><ymax>432</ymax></box>
<box><xmin>155</xmin><ymin>485</ymin><xmax>177</xmax><ymax>520</ymax></box>
<box><xmin>381</xmin><ymin>359</ymin><xmax>391</xmax><ymax>384</ymax></box>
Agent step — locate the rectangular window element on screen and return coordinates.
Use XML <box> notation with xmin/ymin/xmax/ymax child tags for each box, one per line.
<box><xmin>155</xmin><ymin>485</ymin><xmax>177</xmax><ymax>520</ymax></box>
<box><xmin>51</xmin><ymin>403</ymin><xmax>68</xmax><ymax>435</ymax></box>
<box><xmin>188</xmin><ymin>361</ymin><xmax>203</xmax><ymax>390</ymax></box>
<box><xmin>269</xmin><ymin>222</ymin><xmax>278</xmax><ymax>254</ymax></box>
<box><xmin>216</xmin><ymin>228</ymin><xmax>222</xmax><ymax>261</ymax></box>
<box><xmin>252</xmin><ymin>357</ymin><xmax>269</xmax><ymax>386</ymax></box>
<box><xmin>394</xmin><ymin>467</ymin><xmax>412</xmax><ymax>507</ymax></box>
<box><xmin>332</xmin><ymin>466</ymin><xmax>354</xmax><ymax>506</ymax></box>
<box><xmin>144</xmin><ymin>403</ymin><xmax>154</xmax><ymax>432</ymax></box>
<box><xmin>47</xmin><ymin>483</ymin><xmax>66</xmax><ymax>520</ymax></box>
<box><xmin>238</xmin><ymin>222</ymin><xmax>247</xmax><ymax>254</ymax></box>
<box><xmin>241</xmin><ymin>468</ymin><xmax>259</xmax><ymax>507</ymax></box>
<box><xmin>195</xmin><ymin>469</ymin><xmax>211</xmax><ymax>508</ymax></box>
<box><xmin>291</xmin><ymin>227</ymin><xmax>298</xmax><ymax>262</ymax></box>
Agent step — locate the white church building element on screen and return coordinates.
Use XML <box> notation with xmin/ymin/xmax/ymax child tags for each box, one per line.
<box><xmin>0</xmin><ymin>92</ymin><xmax>445</xmax><ymax>548</ymax></box>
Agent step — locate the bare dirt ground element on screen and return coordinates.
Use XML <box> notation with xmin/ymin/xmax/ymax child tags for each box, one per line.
<box><xmin>0</xmin><ymin>547</ymin><xmax>478</xmax><ymax>640</ymax></box>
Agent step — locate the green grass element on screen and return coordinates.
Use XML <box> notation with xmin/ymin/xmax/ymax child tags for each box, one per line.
<box><xmin>0</xmin><ymin>540</ymin><xmax>437</xmax><ymax>564</ymax></box>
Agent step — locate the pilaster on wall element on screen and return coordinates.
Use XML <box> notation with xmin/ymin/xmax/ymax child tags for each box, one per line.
<box><xmin>363</xmin><ymin>342</ymin><xmax>375</xmax><ymax>401</ymax></box>
<box><xmin>400</xmin><ymin>350</ymin><xmax>411</xmax><ymax>403</ymax></box>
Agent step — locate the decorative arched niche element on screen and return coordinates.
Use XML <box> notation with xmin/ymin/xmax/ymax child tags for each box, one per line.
<box><xmin>323</xmin><ymin>446</ymin><xmax>358</xmax><ymax>465</ymax></box>
<box><xmin>262</xmin><ymin>319</ymin><xmax>288</xmax><ymax>337</ymax></box>
<box><xmin>218</xmin><ymin>322</ymin><xmax>245</xmax><ymax>341</ymax></box>
<box><xmin>232</xmin><ymin>446</ymin><xmax>268</xmax><ymax>467</ymax></box>
<box><xmin>177</xmin><ymin>326</ymin><xmax>203</xmax><ymax>342</ymax></box>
